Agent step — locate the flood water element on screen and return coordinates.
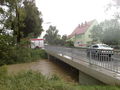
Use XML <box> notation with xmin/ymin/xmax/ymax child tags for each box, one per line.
<box><xmin>7</xmin><ymin>59</ymin><xmax>78</xmax><ymax>83</ymax></box>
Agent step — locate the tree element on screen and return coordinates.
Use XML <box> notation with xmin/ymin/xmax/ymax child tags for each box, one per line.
<box><xmin>90</xmin><ymin>24</ymin><xmax>103</xmax><ymax>43</ymax></box>
<box><xmin>60</xmin><ymin>35</ymin><xmax>67</xmax><ymax>45</ymax></box>
<box><xmin>0</xmin><ymin>0</ymin><xmax>26</xmax><ymax>43</ymax></box>
<box><xmin>0</xmin><ymin>0</ymin><xmax>43</xmax><ymax>43</ymax></box>
<box><xmin>44</xmin><ymin>25</ymin><xmax>61</xmax><ymax>45</ymax></box>
<box><xmin>90</xmin><ymin>19</ymin><xmax>120</xmax><ymax>45</ymax></box>
<box><xmin>22</xmin><ymin>0</ymin><xmax>43</xmax><ymax>38</ymax></box>
<box><xmin>102</xmin><ymin>19</ymin><xmax>120</xmax><ymax>45</ymax></box>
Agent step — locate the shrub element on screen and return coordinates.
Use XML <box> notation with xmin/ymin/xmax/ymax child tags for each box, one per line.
<box><xmin>11</xmin><ymin>47</ymin><xmax>47</xmax><ymax>64</ymax></box>
<box><xmin>0</xmin><ymin>65</ymin><xmax>7</xmax><ymax>77</ymax></box>
<box><xmin>0</xmin><ymin>35</ymin><xmax>47</xmax><ymax>65</ymax></box>
<box><xmin>0</xmin><ymin>35</ymin><xmax>14</xmax><ymax>65</ymax></box>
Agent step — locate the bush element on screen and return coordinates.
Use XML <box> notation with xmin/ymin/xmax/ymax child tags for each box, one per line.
<box><xmin>0</xmin><ymin>35</ymin><xmax>14</xmax><ymax>65</ymax></box>
<box><xmin>0</xmin><ymin>35</ymin><xmax>47</xmax><ymax>65</ymax></box>
<box><xmin>10</xmin><ymin>47</ymin><xmax>47</xmax><ymax>64</ymax></box>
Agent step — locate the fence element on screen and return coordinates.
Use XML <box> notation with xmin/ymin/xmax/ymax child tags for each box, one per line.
<box><xmin>45</xmin><ymin>45</ymin><xmax>120</xmax><ymax>73</ymax></box>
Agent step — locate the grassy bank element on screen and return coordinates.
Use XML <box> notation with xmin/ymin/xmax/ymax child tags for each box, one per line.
<box><xmin>0</xmin><ymin>47</ymin><xmax>47</xmax><ymax>65</ymax></box>
<box><xmin>0</xmin><ymin>66</ymin><xmax>120</xmax><ymax>90</ymax></box>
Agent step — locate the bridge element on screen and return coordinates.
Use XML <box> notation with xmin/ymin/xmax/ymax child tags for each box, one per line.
<box><xmin>45</xmin><ymin>45</ymin><xmax>120</xmax><ymax>85</ymax></box>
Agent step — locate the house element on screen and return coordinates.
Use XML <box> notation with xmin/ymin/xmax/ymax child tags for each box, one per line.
<box><xmin>68</xmin><ymin>20</ymin><xmax>97</xmax><ymax>47</ymax></box>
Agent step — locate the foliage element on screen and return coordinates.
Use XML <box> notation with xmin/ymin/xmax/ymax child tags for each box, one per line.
<box><xmin>90</xmin><ymin>19</ymin><xmax>120</xmax><ymax>46</ymax></box>
<box><xmin>65</xmin><ymin>40</ymin><xmax>74</xmax><ymax>47</ymax></box>
<box><xmin>9</xmin><ymin>47</ymin><xmax>47</xmax><ymax>64</ymax></box>
<box><xmin>0</xmin><ymin>0</ymin><xmax>44</xmax><ymax>65</ymax></box>
<box><xmin>44</xmin><ymin>25</ymin><xmax>61</xmax><ymax>45</ymax></box>
<box><xmin>44</xmin><ymin>26</ymin><xmax>72</xmax><ymax>47</ymax></box>
<box><xmin>0</xmin><ymin>36</ymin><xmax>47</xmax><ymax>65</ymax></box>
<box><xmin>90</xmin><ymin>24</ymin><xmax>103</xmax><ymax>43</ymax></box>
<box><xmin>0</xmin><ymin>0</ymin><xmax>43</xmax><ymax>43</ymax></box>
<box><xmin>0</xmin><ymin>0</ymin><xmax>26</xmax><ymax>43</ymax></box>
<box><xmin>0</xmin><ymin>35</ymin><xmax>15</xmax><ymax>65</ymax></box>
<box><xmin>22</xmin><ymin>0</ymin><xmax>43</xmax><ymax>38</ymax></box>
<box><xmin>60</xmin><ymin>35</ymin><xmax>67</xmax><ymax>45</ymax></box>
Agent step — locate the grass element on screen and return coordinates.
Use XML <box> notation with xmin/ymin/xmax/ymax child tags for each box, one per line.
<box><xmin>0</xmin><ymin>66</ymin><xmax>120</xmax><ymax>90</ymax></box>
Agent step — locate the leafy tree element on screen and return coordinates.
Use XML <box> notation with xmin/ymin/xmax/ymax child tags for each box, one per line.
<box><xmin>102</xmin><ymin>19</ymin><xmax>120</xmax><ymax>45</ymax></box>
<box><xmin>0</xmin><ymin>0</ymin><xmax>26</xmax><ymax>43</ymax></box>
<box><xmin>90</xmin><ymin>25</ymin><xmax>103</xmax><ymax>43</ymax></box>
<box><xmin>22</xmin><ymin>0</ymin><xmax>43</xmax><ymax>38</ymax></box>
<box><xmin>0</xmin><ymin>0</ymin><xmax>43</xmax><ymax>43</ymax></box>
<box><xmin>90</xmin><ymin>19</ymin><xmax>120</xmax><ymax>45</ymax></box>
<box><xmin>44</xmin><ymin>25</ymin><xmax>61</xmax><ymax>45</ymax></box>
<box><xmin>60</xmin><ymin>35</ymin><xmax>67</xmax><ymax>45</ymax></box>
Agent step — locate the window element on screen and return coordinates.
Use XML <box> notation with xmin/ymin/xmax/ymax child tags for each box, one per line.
<box><xmin>92</xmin><ymin>45</ymin><xmax>98</xmax><ymax>48</ymax></box>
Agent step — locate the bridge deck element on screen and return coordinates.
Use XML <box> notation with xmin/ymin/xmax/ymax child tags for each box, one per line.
<box><xmin>45</xmin><ymin>46</ymin><xmax>120</xmax><ymax>85</ymax></box>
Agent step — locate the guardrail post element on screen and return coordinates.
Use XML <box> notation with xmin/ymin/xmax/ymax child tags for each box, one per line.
<box><xmin>89</xmin><ymin>50</ymin><xmax>92</xmax><ymax>65</ymax></box>
<box><xmin>71</xmin><ymin>48</ymin><xmax>73</xmax><ymax>60</ymax></box>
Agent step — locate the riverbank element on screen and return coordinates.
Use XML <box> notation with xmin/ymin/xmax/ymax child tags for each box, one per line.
<box><xmin>0</xmin><ymin>46</ymin><xmax>47</xmax><ymax>66</ymax></box>
<box><xmin>7</xmin><ymin>59</ymin><xmax>77</xmax><ymax>83</ymax></box>
<box><xmin>0</xmin><ymin>66</ymin><xmax>120</xmax><ymax>90</ymax></box>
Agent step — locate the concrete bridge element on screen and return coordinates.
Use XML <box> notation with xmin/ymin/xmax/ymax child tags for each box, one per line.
<box><xmin>45</xmin><ymin>45</ymin><xmax>120</xmax><ymax>85</ymax></box>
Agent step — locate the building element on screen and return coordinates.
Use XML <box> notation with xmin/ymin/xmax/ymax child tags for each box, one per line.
<box><xmin>30</xmin><ymin>38</ymin><xmax>44</xmax><ymax>49</ymax></box>
<box><xmin>68</xmin><ymin>20</ymin><xmax>97</xmax><ymax>47</ymax></box>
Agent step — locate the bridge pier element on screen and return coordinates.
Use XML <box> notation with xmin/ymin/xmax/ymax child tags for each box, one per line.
<box><xmin>48</xmin><ymin>54</ymin><xmax>57</xmax><ymax>61</ymax></box>
<box><xmin>79</xmin><ymin>70</ymin><xmax>104</xmax><ymax>85</ymax></box>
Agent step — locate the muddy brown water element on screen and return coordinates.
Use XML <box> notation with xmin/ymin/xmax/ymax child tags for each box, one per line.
<box><xmin>7</xmin><ymin>59</ymin><xmax>78</xmax><ymax>83</ymax></box>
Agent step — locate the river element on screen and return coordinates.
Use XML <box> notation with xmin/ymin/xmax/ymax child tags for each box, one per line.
<box><xmin>7</xmin><ymin>59</ymin><xmax>78</xmax><ymax>83</ymax></box>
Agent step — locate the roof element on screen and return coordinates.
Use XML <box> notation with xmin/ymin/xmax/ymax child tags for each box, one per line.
<box><xmin>68</xmin><ymin>20</ymin><xmax>95</xmax><ymax>38</ymax></box>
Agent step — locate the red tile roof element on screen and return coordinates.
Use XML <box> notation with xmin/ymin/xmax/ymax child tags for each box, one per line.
<box><xmin>69</xmin><ymin>20</ymin><xmax>95</xmax><ymax>38</ymax></box>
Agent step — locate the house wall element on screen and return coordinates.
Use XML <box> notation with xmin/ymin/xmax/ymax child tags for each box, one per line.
<box><xmin>74</xmin><ymin>20</ymin><xmax>97</xmax><ymax>47</ymax></box>
<box><xmin>74</xmin><ymin>34</ymin><xmax>85</xmax><ymax>47</ymax></box>
<box><xmin>84</xmin><ymin>20</ymin><xmax>97</xmax><ymax>45</ymax></box>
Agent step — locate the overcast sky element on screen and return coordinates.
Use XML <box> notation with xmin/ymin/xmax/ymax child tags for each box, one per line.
<box><xmin>35</xmin><ymin>0</ymin><xmax>112</xmax><ymax>37</ymax></box>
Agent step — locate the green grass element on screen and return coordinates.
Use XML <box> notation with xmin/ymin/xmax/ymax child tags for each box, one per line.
<box><xmin>0</xmin><ymin>66</ymin><xmax>120</xmax><ymax>90</ymax></box>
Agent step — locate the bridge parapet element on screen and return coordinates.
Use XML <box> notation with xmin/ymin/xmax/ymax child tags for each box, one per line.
<box><xmin>45</xmin><ymin>45</ymin><xmax>120</xmax><ymax>85</ymax></box>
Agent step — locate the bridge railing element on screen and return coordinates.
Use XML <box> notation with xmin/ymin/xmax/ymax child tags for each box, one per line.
<box><xmin>45</xmin><ymin>45</ymin><xmax>120</xmax><ymax>74</ymax></box>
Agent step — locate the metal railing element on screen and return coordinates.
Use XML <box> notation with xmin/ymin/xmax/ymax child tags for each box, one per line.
<box><xmin>45</xmin><ymin>45</ymin><xmax>120</xmax><ymax>73</ymax></box>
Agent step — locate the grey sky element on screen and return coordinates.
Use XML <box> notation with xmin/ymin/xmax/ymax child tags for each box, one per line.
<box><xmin>35</xmin><ymin>0</ymin><xmax>112</xmax><ymax>37</ymax></box>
